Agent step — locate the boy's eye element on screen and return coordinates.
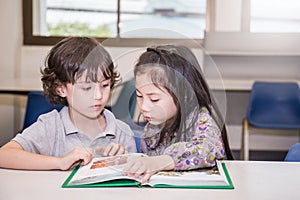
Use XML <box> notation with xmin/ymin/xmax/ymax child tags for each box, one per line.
<box><xmin>102</xmin><ymin>83</ymin><xmax>110</xmax><ymax>88</ymax></box>
<box><xmin>136</xmin><ymin>94</ymin><xmax>142</xmax><ymax>98</ymax></box>
<box><xmin>101</xmin><ymin>80</ymin><xmax>111</xmax><ymax>88</ymax></box>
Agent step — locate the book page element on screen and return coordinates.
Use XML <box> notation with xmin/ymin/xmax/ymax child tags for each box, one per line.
<box><xmin>68</xmin><ymin>153</ymin><xmax>146</xmax><ymax>186</ymax></box>
<box><xmin>145</xmin><ymin>160</ymin><xmax>229</xmax><ymax>187</ymax></box>
<box><xmin>66</xmin><ymin>156</ymin><xmax>231</xmax><ymax>188</ymax></box>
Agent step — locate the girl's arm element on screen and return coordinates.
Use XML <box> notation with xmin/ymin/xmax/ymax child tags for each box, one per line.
<box><xmin>164</xmin><ymin>112</ymin><xmax>226</xmax><ymax>170</ymax></box>
<box><xmin>0</xmin><ymin>141</ymin><xmax>93</xmax><ymax>170</ymax></box>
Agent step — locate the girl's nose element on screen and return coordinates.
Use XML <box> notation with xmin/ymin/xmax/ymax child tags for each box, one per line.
<box><xmin>94</xmin><ymin>85</ymin><xmax>103</xmax><ymax>100</ymax></box>
<box><xmin>140</xmin><ymin>99</ymin><xmax>151</xmax><ymax>112</ymax></box>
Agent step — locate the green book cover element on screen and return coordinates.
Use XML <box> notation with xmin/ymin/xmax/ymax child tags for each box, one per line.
<box><xmin>62</xmin><ymin>154</ymin><xmax>234</xmax><ymax>189</ymax></box>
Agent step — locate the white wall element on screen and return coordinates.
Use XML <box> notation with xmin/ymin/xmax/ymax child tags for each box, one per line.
<box><xmin>215</xmin><ymin>0</ymin><xmax>242</xmax><ymax>31</ymax></box>
<box><xmin>0</xmin><ymin>0</ymin><xmax>299</xmax><ymax>152</ymax></box>
<box><xmin>0</xmin><ymin>0</ymin><xmax>22</xmax><ymax>145</ymax></box>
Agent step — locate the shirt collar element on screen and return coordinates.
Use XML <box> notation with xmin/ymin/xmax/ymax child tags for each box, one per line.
<box><xmin>98</xmin><ymin>109</ymin><xmax>117</xmax><ymax>138</ymax></box>
<box><xmin>60</xmin><ymin>107</ymin><xmax>80</xmax><ymax>135</ymax></box>
<box><xmin>61</xmin><ymin>107</ymin><xmax>117</xmax><ymax>137</ymax></box>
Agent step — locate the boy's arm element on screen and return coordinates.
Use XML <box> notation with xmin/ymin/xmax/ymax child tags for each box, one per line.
<box><xmin>0</xmin><ymin>141</ymin><xmax>93</xmax><ymax>170</ymax></box>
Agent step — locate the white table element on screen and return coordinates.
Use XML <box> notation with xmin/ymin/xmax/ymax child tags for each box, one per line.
<box><xmin>1</xmin><ymin>161</ymin><xmax>300</xmax><ymax>200</ymax></box>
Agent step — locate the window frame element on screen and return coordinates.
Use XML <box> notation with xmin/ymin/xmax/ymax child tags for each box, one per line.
<box><xmin>23</xmin><ymin>0</ymin><xmax>204</xmax><ymax>47</ymax></box>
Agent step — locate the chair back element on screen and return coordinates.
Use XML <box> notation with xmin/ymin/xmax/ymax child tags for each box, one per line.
<box><xmin>247</xmin><ymin>82</ymin><xmax>300</xmax><ymax>129</ymax></box>
<box><xmin>285</xmin><ymin>143</ymin><xmax>300</xmax><ymax>162</ymax></box>
<box><xmin>24</xmin><ymin>86</ymin><xmax>142</xmax><ymax>152</ymax></box>
<box><xmin>110</xmin><ymin>80</ymin><xmax>143</xmax><ymax>152</ymax></box>
<box><xmin>110</xmin><ymin>79</ymin><xmax>136</xmax><ymax>123</ymax></box>
<box><xmin>23</xmin><ymin>91</ymin><xmax>63</xmax><ymax>130</ymax></box>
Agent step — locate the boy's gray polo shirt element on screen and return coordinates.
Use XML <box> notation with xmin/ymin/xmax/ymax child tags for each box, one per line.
<box><xmin>13</xmin><ymin>107</ymin><xmax>136</xmax><ymax>157</ymax></box>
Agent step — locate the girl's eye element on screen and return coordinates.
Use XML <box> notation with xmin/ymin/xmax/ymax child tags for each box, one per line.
<box><xmin>82</xmin><ymin>87</ymin><xmax>91</xmax><ymax>91</ymax></box>
<box><xmin>136</xmin><ymin>94</ymin><xmax>142</xmax><ymax>98</ymax></box>
<box><xmin>151</xmin><ymin>99</ymin><xmax>159</xmax><ymax>102</ymax></box>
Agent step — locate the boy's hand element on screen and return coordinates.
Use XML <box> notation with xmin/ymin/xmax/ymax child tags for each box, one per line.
<box><xmin>95</xmin><ymin>143</ymin><xmax>127</xmax><ymax>157</ymax></box>
<box><xmin>59</xmin><ymin>147</ymin><xmax>93</xmax><ymax>170</ymax></box>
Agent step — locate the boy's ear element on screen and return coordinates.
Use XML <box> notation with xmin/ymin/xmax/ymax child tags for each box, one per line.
<box><xmin>56</xmin><ymin>85</ymin><xmax>67</xmax><ymax>97</ymax></box>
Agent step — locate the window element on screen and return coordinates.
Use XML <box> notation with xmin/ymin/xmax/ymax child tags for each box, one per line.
<box><xmin>250</xmin><ymin>0</ymin><xmax>300</xmax><ymax>33</ymax></box>
<box><xmin>24</xmin><ymin>0</ymin><xmax>207</xmax><ymax>46</ymax></box>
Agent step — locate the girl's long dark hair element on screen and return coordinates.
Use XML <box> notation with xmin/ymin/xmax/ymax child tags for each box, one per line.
<box><xmin>134</xmin><ymin>44</ymin><xmax>233</xmax><ymax>160</ymax></box>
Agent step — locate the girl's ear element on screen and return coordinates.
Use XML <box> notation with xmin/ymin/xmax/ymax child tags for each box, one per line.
<box><xmin>56</xmin><ymin>85</ymin><xmax>67</xmax><ymax>97</ymax></box>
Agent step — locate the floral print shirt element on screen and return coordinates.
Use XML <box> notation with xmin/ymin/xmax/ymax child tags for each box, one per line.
<box><xmin>140</xmin><ymin>107</ymin><xmax>225</xmax><ymax>170</ymax></box>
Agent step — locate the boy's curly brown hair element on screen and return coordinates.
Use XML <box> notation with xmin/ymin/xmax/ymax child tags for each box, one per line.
<box><xmin>41</xmin><ymin>37</ymin><xmax>120</xmax><ymax>106</ymax></box>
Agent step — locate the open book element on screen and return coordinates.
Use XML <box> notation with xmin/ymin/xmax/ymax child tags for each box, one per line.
<box><xmin>62</xmin><ymin>153</ymin><xmax>234</xmax><ymax>189</ymax></box>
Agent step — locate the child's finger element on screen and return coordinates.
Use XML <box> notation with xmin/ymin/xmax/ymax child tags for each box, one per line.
<box><xmin>123</xmin><ymin>160</ymin><xmax>145</xmax><ymax>178</ymax></box>
<box><xmin>103</xmin><ymin>143</ymin><xmax>114</xmax><ymax>156</ymax></box>
<box><xmin>107</xmin><ymin>144</ymin><xmax>120</xmax><ymax>156</ymax></box>
<box><xmin>105</xmin><ymin>143</ymin><xmax>124</xmax><ymax>156</ymax></box>
<box><xmin>122</xmin><ymin>158</ymin><xmax>137</xmax><ymax>174</ymax></box>
<box><xmin>77</xmin><ymin>147</ymin><xmax>93</xmax><ymax>165</ymax></box>
<box><xmin>140</xmin><ymin>173</ymin><xmax>152</xmax><ymax>184</ymax></box>
<box><xmin>95</xmin><ymin>146</ymin><xmax>105</xmax><ymax>156</ymax></box>
<box><xmin>115</xmin><ymin>145</ymin><xmax>126</xmax><ymax>155</ymax></box>
<box><xmin>81</xmin><ymin>151</ymin><xmax>93</xmax><ymax>165</ymax></box>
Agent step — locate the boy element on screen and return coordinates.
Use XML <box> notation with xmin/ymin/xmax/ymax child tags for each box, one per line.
<box><xmin>0</xmin><ymin>37</ymin><xmax>136</xmax><ymax>170</ymax></box>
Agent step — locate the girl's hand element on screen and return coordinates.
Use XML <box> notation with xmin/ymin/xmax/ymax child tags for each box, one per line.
<box><xmin>123</xmin><ymin>155</ymin><xmax>175</xmax><ymax>183</ymax></box>
<box><xmin>95</xmin><ymin>143</ymin><xmax>127</xmax><ymax>157</ymax></box>
<box><xmin>123</xmin><ymin>156</ymin><xmax>156</xmax><ymax>183</ymax></box>
<box><xmin>59</xmin><ymin>147</ymin><xmax>93</xmax><ymax>170</ymax></box>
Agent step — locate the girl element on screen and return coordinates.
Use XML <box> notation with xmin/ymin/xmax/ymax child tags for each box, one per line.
<box><xmin>0</xmin><ymin>37</ymin><xmax>136</xmax><ymax>170</ymax></box>
<box><xmin>123</xmin><ymin>44</ymin><xmax>233</xmax><ymax>183</ymax></box>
